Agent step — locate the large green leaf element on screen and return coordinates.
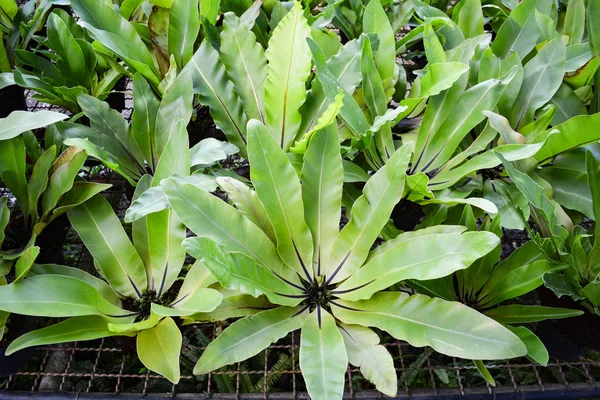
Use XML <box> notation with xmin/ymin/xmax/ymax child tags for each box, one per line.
<box><xmin>26</xmin><ymin>146</ymin><xmax>56</xmax><ymax>220</ymax></box>
<box><xmin>152</xmin><ymin>288</ymin><xmax>222</xmax><ymax>316</ymax></box>
<box><xmin>339</xmin><ymin>323</ymin><xmax>396</xmax><ymax>397</ymax></box>
<box><xmin>247</xmin><ymin>120</ymin><xmax>313</xmax><ymax>277</ymax></box>
<box><xmin>264</xmin><ymin>1</ymin><xmax>312</xmax><ymax>149</ymax></box>
<box><xmin>457</xmin><ymin>0</ymin><xmax>484</xmax><ymax>38</ymax></box>
<box><xmin>131</xmin><ymin>74</ymin><xmax>159</xmax><ymax>169</ymax></box>
<box><xmin>507</xmin><ymin>325</ymin><xmax>548</xmax><ymax>366</ymax></box>
<box><xmin>194</xmin><ymin>306</ymin><xmax>306</xmax><ymax>374</ymax></box>
<box><xmin>137</xmin><ymin>316</ymin><xmax>182</xmax><ymax>383</ymax></box>
<box><xmin>327</xmin><ymin>143</ymin><xmax>413</xmax><ymax>283</ymax></box>
<box><xmin>220</xmin><ymin>12</ymin><xmax>266</xmax><ymax>123</ymax></box>
<box><xmin>301</xmin><ymin>125</ymin><xmax>343</xmax><ymax>273</ymax></box>
<box><xmin>51</xmin><ymin>182</ymin><xmax>112</xmax><ymax>222</ymax></box>
<box><xmin>363</xmin><ymin>0</ymin><xmax>395</xmax><ymax>82</ymax></box>
<box><xmin>0</xmin><ymin>275</ymin><xmax>130</xmax><ymax>318</ymax></box>
<box><xmin>184</xmin><ymin>40</ymin><xmax>248</xmax><ymax>151</ymax></box>
<box><xmin>300</xmin><ymin>310</ymin><xmax>348</xmax><ymax>400</ymax></box>
<box><xmin>334</xmin><ymin>292</ymin><xmax>527</xmax><ymax>360</ymax></box>
<box><xmin>336</xmin><ymin>229</ymin><xmax>499</xmax><ymax>301</ymax></box>
<box><xmin>484</xmin><ymin>304</ymin><xmax>583</xmax><ymax>324</ymax></box>
<box><xmin>0</xmin><ymin>111</ymin><xmax>68</xmax><ymax>141</ymax></box>
<box><xmin>70</xmin><ymin>0</ymin><xmax>161</xmax><ymax>86</ymax></box>
<box><xmin>509</xmin><ymin>37</ymin><xmax>566</xmax><ymax>129</ymax></box>
<box><xmin>6</xmin><ymin>316</ymin><xmax>134</xmax><ymax>355</ymax></box>
<box><xmin>47</xmin><ymin>12</ymin><xmax>88</xmax><ymax>87</ymax></box>
<box><xmin>67</xmin><ymin>194</ymin><xmax>147</xmax><ymax>298</ymax></box>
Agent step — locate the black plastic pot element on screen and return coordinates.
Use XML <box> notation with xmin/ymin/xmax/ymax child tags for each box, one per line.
<box><xmin>0</xmin><ymin>85</ymin><xmax>27</xmax><ymax>118</ymax></box>
<box><xmin>536</xmin><ymin>286</ymin><xmax>600</xmax><ymax>360</ymax></box>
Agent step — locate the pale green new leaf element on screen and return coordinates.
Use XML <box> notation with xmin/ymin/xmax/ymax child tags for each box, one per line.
<box><xmin>457</xmin><ymin>0</ymin><xmax>484</xmax><ymax>38</ymax></box>
<box><xmin>137</xmin><ymin>316</ymin><xmax>182</xmax><ymax>383</ymax></box>
<box><xmin>194</xmin><ymin>306</ymin><xmax>306</xmax><ymax>374</ymax></box>
<box><xmin>152</xmin><ymin>288</ymin><xmax>222</xmax><ymax>317</ymax></box>
<box><xmin>300</xmin><ymin>310</ymin><xmax>347</xmax><ymax>400</ymax></box>
<box><xmin>334</xmin><ymin>292</ymin><xmax>527</xmax><ymax>360</ymax></box>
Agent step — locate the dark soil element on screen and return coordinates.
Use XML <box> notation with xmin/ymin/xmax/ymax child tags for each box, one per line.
<box><xmin>0</xmin><ymin>314</ymin><xmax>35</xmax><ymax>377</ymax></box>
<box><xmin>105</xmin><ymin>77</ymin><xmax>127</xmax><ymax>112</ymax></box>
<box><xmin>0</xmin><ymin>86</ymin><xmax>27</xmax><ymax>118</ymax></box>
<box><xmin>391</xmin><ymin>199</ymin><xmax>425</xmax><ymax>231</ymax></box>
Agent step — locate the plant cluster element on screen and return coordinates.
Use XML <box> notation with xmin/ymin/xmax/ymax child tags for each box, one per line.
<box><xmin>0</xmin><ymin>0</ymin><xmax>599</xmax><ymax>397</ymax></box>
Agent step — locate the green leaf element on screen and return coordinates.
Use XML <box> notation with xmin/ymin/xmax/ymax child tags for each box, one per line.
<box><xmin>0</xmin><ymin>111</ymin><xmax>68</xmax><ymax>141</ymax></box>
<box><xmin>509</xmin><ymin>37</ymin><xmax>566</xmax><ymax>129</ymax></box>
<box><xmin>51</xmin><ymin>182</ymin><xmax>113</xmax><ymax>221</ymax></box>
<box><xmin>416</xmin><ymin>62</ymin><xmax>469</xmax><ymax>99</ymax></box>
<box><xmin>161</xmin><ymin>175</ymin><xmax>292</xmax><ymax>279</ymax></box>
<box><xmin>190</xmin><ymin>138</ymin><xmax>238</xmax><ymax>167</ymax></box>
<box><xmin>168</xmin><ymin>0</ymin><xmax>199</xmax><ymax>69</ymax></box>
<box><xmin>131</xmin><ymin>74</ymin><xmax>159</xmax><ymax>170</ymax></box>
<box><xmin>334</xmin><ymin>292</ymin><xmax>527</xmax><ymax>360</ymax></box>
<box><xmin>363</xmin><ymin>0</ymin><xmax>395</xmax><ymax>82</ymax></box>
<box><xmin>588</xmin><ymin>0</ymin><xmax>600</xmax><ymax>54</ymax></box>
<box><xmin>299</xmin><ymin>37</ymin><xmax>363</xmax><ymax>136</ymax></box>
<box><xmin>327</xmin><ymin>144</ymin><xmax>413</xmax><ymax>283</ymax></box>
<box><xmin>186</xmin><ymin>291</ymin><xmax>272</xmax><ymax>322</ymax></box>
<box><xmin>548</xmin><ymin>83</ymin><xmax>587</xmax><ymax>125</ymax></box>
<box><xmin>13</xmin><ymin>246</ymin><xmax>39</xmax><ymax>282</ymax></box>
<box><xmin>301</xmin><ymin>126</ymin><xmax>343</xmax><ymax>273</ymax></box>
<box><xmin>484</xmin><ymin>304</ymin><xmax>583</xmax><ymax>324</ymax></box>
<box><xmin>215</xmin><ymin>176</ymin><xmax>275</xmax><ymax>242</ymax></box>
<box><xmin>6</xmin><ymin>316</ymin><xmax>134</xmax><ymax>356</ymax></box>
<box><xmin>29</xmin><ymin>263</ymin><xmax>122</xmax><ymax>306</ymax></box>
<box><xmin>67</xmin><ymin>194</ymin><xmax>147</xmax><ymax>298</ymax></box>
<box><xmin>137</xmin><ymin>316</ymin><xmax>182</xmax><ymax>383</ymax></box>
<box><xmin>339</xmin><ymin>323</ymin><xmax>396</xmax><ymax>397</ymax></box>
<box><xmin>264</xmin><ymin>1</ymin><xmax>312</xmax><ymax>149</ymax></box>
<box><xmin>26</xmin><ymin>146</ymin><xmax>57</xmax><ymax>220</ymax></box>
<box><xmin>491</xmin><ymin>0</ymin><xmax>552</xmax><ymax>59</ymax></box>
<box><xmin>71</xmin><ymin>0</ymin><xmax>161</xmax><ymax>86</ymax></box>
<box><xmin>300</xmin><ymin>310</ymin><xmax>348</xmax><ymax>400</ymax></box>
<box><xmin>506</xmin><ymin>325</ymin><xmax>548</xmax><ymax>366</ymax></box>
<box><xmin>194</xmin><ymin>306</ymin><xmax>306</xmax><ymax>374</ymax></box>
<box><xmin>563</xmin><ymin>0</ymin><xmax>585</xmax><ymax>45</ymax></box>
<box><xmin>290</xmin><ymin>93</ymin><xmax>343</xmax><ymax>154</ymax></box>
<box><xmin>0</xmin><ymin>197</ymin><xmax>9</xmax><ymax>247</ymax></box>
<box><xmin>0</xmin><ymin>275</ymin><xmax>130</xmax><ymax>318</ymax></box>
<box><xmin>184</xmin><ymin>237</ymin><xmax>302</xmax><ymax>306</ymax></box>
<box><xmin>534</xmin><ymin>113</ymin><xmax>600</xmax><ymax>163</ymax></box>
<box><xmin>47</xmin><ymin>13</ymin><xmax>88</xmax><ymax>87</ymax></box>
<box><xmin>480</xmin><ymin>260</ymin><xmax>565</xmax><ymax>307</ymax></box>
<box><xmin>41</xmin><ymin>147</ymin><xmax>87</xmax><ymax>218</ymax></box>
<box><xmin>336</xmin><ymin>228</ymin><xmax>499</xmax><ymax>301</ymax></box>
<box><xmin>184</xmin><ymin>40</ymin><xmax>248</xmax><ymax>151</ymax></box>
<box><xmin>457</xmin><ymin>0</ymin><xmax>484</xmax><ymax>38</ymax></box>
<box><xmin>247</xmin><ymin>120</ymin><xmax>313</xmax><ymax>276</ymax></box>
<box><xmin>220</xmin><ymin>12</ymin><xmax>266</xmax><ymax>123</ymax></box>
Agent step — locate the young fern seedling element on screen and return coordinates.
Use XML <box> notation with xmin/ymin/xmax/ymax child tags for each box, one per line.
<box><xmin>161</xmin><ymin>119</ymin><xmax>527</xmax><ymax>399</ymax></box>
